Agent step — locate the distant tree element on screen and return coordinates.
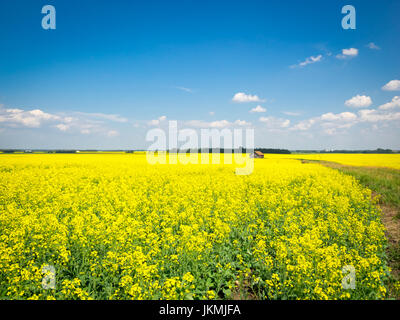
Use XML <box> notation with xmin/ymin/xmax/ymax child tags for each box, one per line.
<box><xmin>256</xmin><ymin>148</ymin><xmax>291</xmax><ymax>154</ymax></box>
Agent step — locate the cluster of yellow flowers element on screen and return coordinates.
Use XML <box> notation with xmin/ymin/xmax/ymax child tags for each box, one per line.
<box><xmin>264</xmin><ymin>153</ymin><xmax>400</xmax><ymax>169</ymax></box>
<box><xmin>0</xmin><ymin>153</ymin><xmax>390</xmax><ymax>299</ymax></box>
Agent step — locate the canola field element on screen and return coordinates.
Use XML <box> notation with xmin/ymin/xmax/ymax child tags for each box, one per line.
<box><xmin>263</xmin><ymin>153</ymin><xmax>400</xmax><ymax>170</ymax></box>
<box><xmin>0</xmin><ymin>154</ymin><xmax>391</xmax><ymax>299</ymax></box>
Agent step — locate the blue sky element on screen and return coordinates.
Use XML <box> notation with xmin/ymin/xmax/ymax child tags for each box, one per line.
<box><xmin>0</xmin><ymin>0</ymin><xmax>399</xmax><ymax>149</ymax></box>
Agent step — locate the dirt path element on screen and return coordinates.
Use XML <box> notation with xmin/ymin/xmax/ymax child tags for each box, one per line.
<box><xmin>380</xmin><ymin>203</ymin><xmax>400</xmax><ymax>244</ymax></box>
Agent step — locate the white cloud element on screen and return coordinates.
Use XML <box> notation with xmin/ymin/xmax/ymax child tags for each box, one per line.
<box><xmin>107</xmin><ymin>130</ymin><xmax>119</xmax><ymax>137</ymax></box>
<box><xmin>232</xmin><ymin>92</ymin><xmax>265</xmax><ymax>103</ymax></box>
<box><xmin>288</xmin><ymin>106</ymin><xmax>400</xmax><ymax>136</ymax></box>
<box><xmin>283</xmin><ymin>111</ymin><xmax>301</xmax><ymax>116</ymax></box>
<box><xmin>209</xmin><ymin>119</ymin><xmax>251</xmax><ymax>128</ymax></box>
<box><xmin>148</xmin><ymin>115</ymin><xmax>167</xmax><ymax>126</ymax></box>
<box><xmin>291</xmin><ymin>55</ymin><xmax>322</xmax><ymax>68</ymax></box>
<box><xmin>53</xmin><ymin>115</ymin><xmax>114</xmax><ymax>135</ymax></box>
<box><xmin>63</xmin><ymin>117</ymin><xmax>75</xmax><ymax>123</ymax></box>
<box><xmin>382</xmin><ymin>80</ymin><xmax>400</xmax><ymax>91</ymax></box>
<box><xmin>209</xmin><ymin>120</ymin><xmax>230</xmax><ymax>128</ymax></box>
<box><xmin>175</xmin><ymin>86</ymin><xmax>193</xmax><ymax>93</ymax></box>
<box><xmin>209</xmin><ymin>111</ymin><xmax>215</xmax><ymax>116</ymax></box>
<box><xmin>281</xmin><ymin>119</ymin><xmax>290</xmax><ymax>128</ymax></box>
<box><xmin>336</xmin><ymin>48</ymin><xmax>358</xmax><ymax>59</ymax></box>
<box><xmin>259</xmin><ymin>116</ymin><xmax>290</xmax><ymax>129</ymax></box>
<box><xmin>321</xmin><ymin>112</ymin><xmax>357</xmax><ymax>122</ymax></box>
<box><xmin>74</xmin><ymin>112</ymin><xmax>128</xmax><ymax>123</ymax></box>
<box><xmin>234</xmin><ymin>119</ymin><xmax>251</xmax><ymax>126</ymax></box>
<box><xmin>290</xmin><ymin>118</ymin><xmax>316</xmax><ymax>131</ymax></box>
<box><xmin>4</xmin><ymin>108</ymin><xmax>24</xmax><ymax>114</ymax></box>
<box><xmin>185</xmin><ymin>119</ymin><xmax>251</xmax><ymax>129</ymax></box>
<box><xmin>290</xmin><ymin>111</ymin><xmax>358</xmax><ymax>133</ymax></box>
<box><xmin>358</xmin><ymin>109</ymin><xmax>400</xmax><ymax>122</ymax></box>
<box><xmin>249</xmin><ymin>105</ymin><xmax>266</xmax><ymax>113</ymax></box>
<box><xmin>0</xmin><ymin>105</ymin><xmax>128</xmax><ymax>137</ymax></box>
<box><xmin>378</xmin><ymin>96</ymin><xmax>400</xmax><ymax>110</ymax></box>
<box><xmin>366</xmin><ymin>42</ymin><xmax>380</xmax><ymax>50</ymax></box>
<box><xmin>0</xmin><ymin>108</ymin><xmax>60</xmax><ymax>128</ymax></box>
<box><xmin>345</xmin><ymin>95</ymin><xmax>373</xmax><ymax>108</ymax></box>
<box><xmin>55</xmin><ymin>123</ymin><xmax>69</xmax><ymax>131</ymax></box>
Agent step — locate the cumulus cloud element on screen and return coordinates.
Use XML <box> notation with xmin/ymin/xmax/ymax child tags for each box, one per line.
<box><xmin>0</xmin><ymin>105</ymin><xmax>127</xmax><ymax>138</ymax></box>
<box><xmin>291</xmin><ymin>55</ymin><xmax>322</xmax><ymax>68</ymax></box>
<box><xmin>249</xmin><ymin>105</ymin><xmax>266</xmax><ymax>113</ymax></box>
<box><xmin>0</xmin><ymin>108</ymin><xmax>60</xmax><ymax>127</ymax></box>
<box><xmin>290</xmin><ymin>118</ymin><xmax>317</xmax><ymax>131</ymax></box>
<box><xmin>378</xmin><ymin>96</ymin><xmax>400</xmax><ymax>110</ymax></box>
<box><xmin>382</xmin><ymin>80</ymin><xmax>400</xmax><ymax>91</ymax></box>
<box><xmin>358</xmin><ymin>109</ymin><xmax>400</xmax><ymax>122</ymax></box>
<box><xmin>232</xmin><ymin>92</ymin><xmax>265</xmax><ymax>103</ymax></box>
<box><xmin>345</xmin><ymin>95</ymin><xmax>373</xmax><ymax>108</ymax></box>
<box><xmin>321</xmin><ymin>112</ymin><xmax>357</xmax><ymax>122</ymax></box>
<box><xmin>336</xmin><ymin>48</ymin><xmax>358</xmax><ymax>59</ymax></box>
<box><xmin>290</xmin><ymin>111</ymin><xmax>359</xmax><ymax>133</ymax></box>
<box><xmin>288</xmin><ymin>105</ymin><xmax>400</xmax><ymax>136</ymax></box>
<box><xmin>259</xmin><ymin>116</ymin><xmax>290</xmax><ymax>129</ymax></box>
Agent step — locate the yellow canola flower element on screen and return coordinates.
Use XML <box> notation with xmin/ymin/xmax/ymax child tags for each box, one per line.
<box><xmin>0</xmin><ymin>153</ymin><xmax>391</xmax><ymax>300</ymax></box>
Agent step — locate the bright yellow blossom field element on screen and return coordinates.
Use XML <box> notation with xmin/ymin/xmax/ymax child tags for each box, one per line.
<box><xmin>0</xmin><ymin>153</ymin><xmax>391</xmax><ymax>299</ymax></box>
<box><xmin>264</xmin><ymin>153</ymin><xmax>400</xmax><ymax>170</ymax></box>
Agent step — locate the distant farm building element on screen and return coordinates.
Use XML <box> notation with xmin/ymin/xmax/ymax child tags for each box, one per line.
<box><xmin>250</xmin><ymin>151</ymin><xmax>264</xmax><ymax>158</ymax></box>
